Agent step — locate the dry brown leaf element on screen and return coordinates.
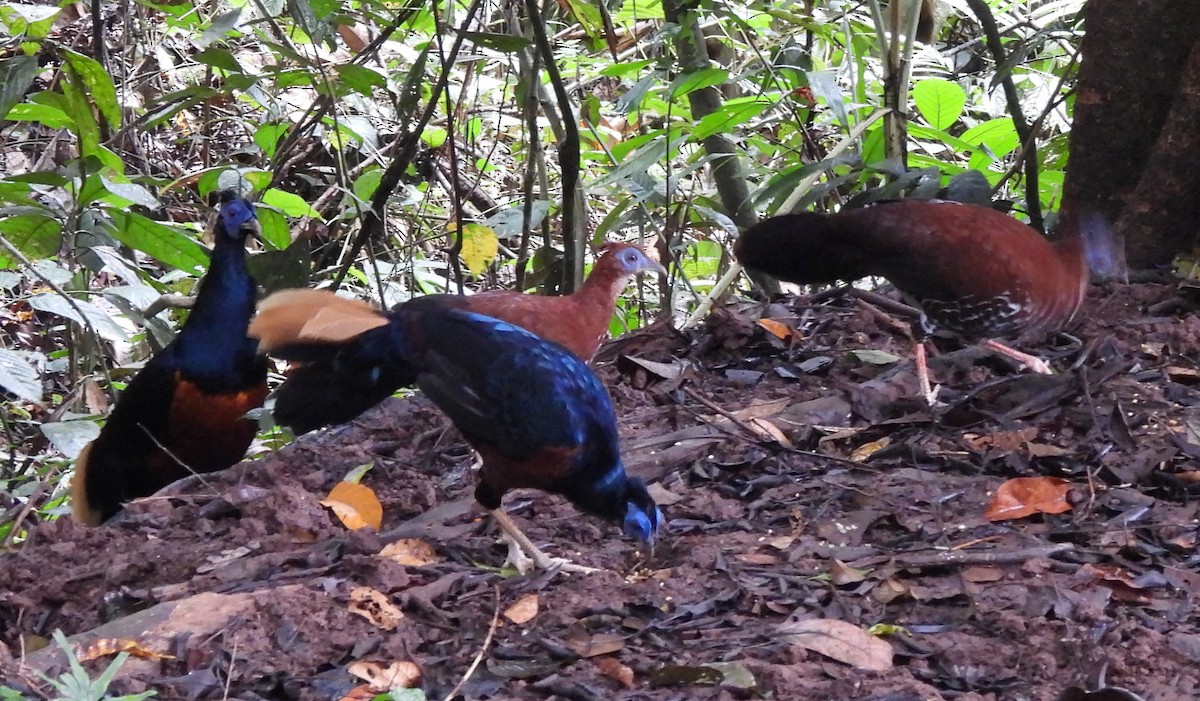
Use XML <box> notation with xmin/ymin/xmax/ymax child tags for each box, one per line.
<box><xmin>503</xmin><ymin>594</ymin><xmax>539</xmax><ymax>625</ymax></box>
<box><xmin>565</xmin><ymin>628</ymin><xmax>625</xmax><ymax>658</ymax></box>
<box><xmin>594</xmin><ymin>656</ymin><xmax>635</xmax><ymax>688</ymax></box>
<box><xmin>829</xmin><ymin>559</ymin><xmax>867</xmax><ymax>586</ymax></box>
<box><xmin>322</xmin><ymin>481</ymin><xmax>383</xmax><ymax>531</ymax></box>
<box><xmin>766</xmin><ymin>535</ymin><xmax>795</xmax><ymax>550</ymax></box>
<box><xmin>347</xmin><ymin>660</ymin><xmax>422</xmax><ymax>691</ymax></box>
<box><xmin>348</xmin><ymin>586</ymin><xmax>403</xmax><ymax>631</ymax></box>
<box><xmin>379</xmin><ymin>539</ymin><xmax>440</xmax><ymax>567</ymax></box>
<box><xmin>646</xmin><ymin>482</ymin><xmax>683</xmax><ymax>506</ymax></box>
<box><xmin>850</xmin><ymin>437</ymin><xmax>890</xmax><ymax>462</ymax></box>
<box><xmin>748</xmin><ymin>417</ymin><xmax>794</xmax><ymax>448</ymax></box>
<box><xmin>985</xmin><ymin>477</ymin><xmax>1072</xmax><ymax>521</ymax></box>
<box><xmin>778</xmin><ymin>618</ymin><xmax>894</xmax><ymax>671</ymax></box>
<box><xmin>962</xmin><ymin>566</ymin><xmax>1004</xmax><ymax>583</ymax></box>
<box><xmin>870</xmin><ymin>578</ymin><xmax>909</xmax><ymax>605</ymax></box>
<box><xmin>76</xmin><ymin>638</ymin><xmax>174</xmax><ymax>662</ymax></box>
<box><xmin>757</xmin><ymin>318</ymin><xmax>795</xmax><ymax>340</ymax></box>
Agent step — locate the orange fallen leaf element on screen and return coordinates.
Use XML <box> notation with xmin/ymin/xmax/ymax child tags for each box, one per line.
<box><xmin>77</xmin><ymin>638</ymin><xmax>174</xmax><ymax>662</ymax></box>
<box><xmin>850</xmin><ymin>436</ymin><xmax>890</xmax><ymax>462</ymax></box>
<box><xmin>985</xmin><ymin>477</ymin><xmax>1072</xmax><ymax>521</ymax></box>
<box><xmin>594</xmin><ymin>656</ymin><xmax>635</xmax><ymax>688</ymax></box>
<box><xmin>322</xmin><ymin>481</ymin><xmax>383</xmax><ymax>530</ymax></box>
<box><xmin>503</xmin><ymin>594</ymin><xmax>539</xmax><ymax>625</ymax></box>
<box><xmin>757</xmin><ymin>318</ymin><xmax>795</xmax><ymax>340</ymax></box>
<box><xmin>348</xmin><ymin>586</ymin><xmax>403</xmax><ymax>631</ymax></box>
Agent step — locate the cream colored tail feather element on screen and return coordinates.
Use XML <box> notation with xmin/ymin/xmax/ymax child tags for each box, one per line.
<box><xmin>250</xmin><ymin>289</ymin><xmax>389</xmax><ymax>352</ymax></box>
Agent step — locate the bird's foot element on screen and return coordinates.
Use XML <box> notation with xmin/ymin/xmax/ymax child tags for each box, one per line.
<box><xmin>923</xmin><ymin>383</ymin><xmax>943</xmax><ymax>407</ymax></box>
<box><xmin>498</xmin><ymin>531</ymin><xmax>599</xmax><ymax>575</ymax></box>
<box><xmin>1021</xmin><ymin>357</ymin><xmax>1054</xmax><ymax>375</ymax></box>
<box><xmin>982</xmin><ymin>339</ymin><xmax>1053</xmax><ymax>375</ymax></box>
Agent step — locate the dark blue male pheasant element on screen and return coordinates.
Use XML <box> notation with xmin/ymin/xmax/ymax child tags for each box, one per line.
<box><xmin>249</xmin><ymin>289</ymin><xmax>661</xmax><ymax>573</ymax></box>
<box><xmin>72</xmin><ymin>192</ymin><xmax>268</xmax><ymax>525</ymax></box>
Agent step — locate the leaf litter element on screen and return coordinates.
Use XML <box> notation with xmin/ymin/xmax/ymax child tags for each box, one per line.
<box><xmin>2</xmin><ymin>282</ymin><xmax>1200</xmax><ymax>699</ymax></box>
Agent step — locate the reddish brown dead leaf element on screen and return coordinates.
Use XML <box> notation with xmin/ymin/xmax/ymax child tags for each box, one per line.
<box><xmin>379</xmin><ymin>539</ymin><xmax>440</xmax><ymax>567</ymax></box>
<box><xmin>594</xmin><ymin>656</ymin><xmax>635</xmax><ymax>688</ymax></box>
<box><xmin>964</xmin><ymin>428</ymin><xmax>1038</xmax><ymax>453</ymax></box>
<box><xmin>962</xmin><ymin>566</ymin><xmax>1004</xmax><ymax>583</ymax></box>
<box><xmin>565</xmin><ymin>626</ymin><xmax>625</xmax><ymax>658</ymax></box>
<box><xmin>735</xmin><ymin>552</ymin><xmax>779</xmax><ymax>566</ymax></box>
<box><xmin>985</xmin><ymin>477</ymin><xmax>1072</xmax><ymax>521</ymax></box>
<box><xmin>503</xmin><ymin>594</ymin><xmax>539</xmax><ymax>625</ymax></box>
<box><xmin>1076</xmin><ymin>564</ymin><xmax>1155</xmax><ymax>604</ymax></box>
<box><xmin>337</xmin><ymin>685</ymin><xmax>377</xmax><ymax>701</ymax></box>
<box><xmin>322</xmin><ymin>481</ymin><xmax>383</xmax><ymax>531</ymax></box>
<box><xmin>348</xmin><ymin>586</ymin><xmax>403</xmax><ymax>631</ymax></box>
<box><xmin>77</xmin><ymin>638</ymin><xmax>174</xmax><ymax>662</ymax></box>
<box><xmin>777</xmin><ymin>618</ymin><xmax>894</xmax><ymax>671</ymax></box>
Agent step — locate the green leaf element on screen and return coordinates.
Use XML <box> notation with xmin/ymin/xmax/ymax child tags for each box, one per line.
<box><xmin>690</xmin><ymin>99</ymin><xmax>771</xmax><ymax>142</ymax></box>
<box><xmin>0</xmin><ymin>208</ymin><xmax>62</xmax><ymax>267</ymax></box>
<box><xmin>254</xmin><ymin>122</ymin><xmax>290</xmax><ymax>158</ymax></box>
<box><xmin>669</xmin><ymin>68</ymin><xmax>728</xmax><ymax>100</ymax></box>
<box><xmin>197</xmin><ymin>8</ymin><xmax>244</xmax><ymax>48</ymax></box>
<box><xmin>261</xmin><ymin>188</ymin><xmax>318</xmax><ymax>217</ymax></box>
<box><xmin>194</xmin><ymin>48</ymin><xmax>244</xmax><ymax>73</ymax></box>
<box><xmin>4</xmin><ymin>102</ymin><xmax>73</xmax><ymax>129</ymax></box>
<box><xmin>63</xmin><ymin>49</ymin><xmax>121</xmax><ymax>131</ymax></box>
<box><xmin>352</xmin><ymin>167</ymin><xmax>383</xmax><ymax>203</ymax></box>
<box><xmin>599</xmin><ymin>59</ymin><xmax>653</xmax><ymax>78</ymax></box>
<box><xmin>99</xmin><ymin>176</ymin><xmax>161</xmax><ymax>209</ymax></box>
<box><xmin>459</xmin><ymin>30</ymin><xmax>531</xmax><ymax>53</ymax></box>
<box><xmin>912</xmin><ymin>78</ymin><xmax>965</xmax><ymax>130</ymax></box>
<box><xmin>256</xmin><ymin>206</ymin><xmax>292</xmax><ymax>250</ymax></box>
<box><xmin>806</xmin><ymin>70</ymin><xmax>848</xmax><ymax>129</ymax></box>
<box><xmin>334</xmin><ymin>64</ymin><xmax>386</xmax><ymax>96</ymax></box>
<box><xmin>0</xmin><ymin>348</ymin><xmax>41</xmax><ymax>402</ymax></box>
<box><xmin>28</xmin><ymin>293</ymin><xmax>129</xmax><ymax>342</ymax></box>
<box><xmin>0</xmin><ymin>55</ymin><xmax>39</xmax><ymax>121</ymax></box>
<box><xmin>105</xmin><ymin>209</ymin><xmax>210</xmax><ymax>274</ymax></box>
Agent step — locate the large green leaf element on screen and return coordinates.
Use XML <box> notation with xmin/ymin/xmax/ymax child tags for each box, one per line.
<box><xmin>105</xmin><ymin>209</ymin><xmax>210</xmax><ymax>275</ymax></box>
<box><xmin>63</xmin><ymin>49</ymin><xmax>121</xmax><ymax>131</ymax></box>
<box><xmin>668</xmin><ymin>68</ymin><xmax>728</xmax><ymax>100</ymax></box>
<box><xmin>0</xmin><ymin>208</ymin><xmax>62</xmax><ymax>268</ymax></box>
<box><xmin>0</xmin><ymin>55</ymin><xmax>39</xmax><ymax>121</ymax></box>
<box><xmin>691</xmin><ymin>99</ymin><xmax>772</xmax><ymax>142</ymax></box>
<box><xmin>912</xmin><ymin>78</ymin><xmax>965</xmax><ymax>130</ymax></box>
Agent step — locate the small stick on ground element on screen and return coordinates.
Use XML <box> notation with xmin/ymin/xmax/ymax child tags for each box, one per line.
<box><xmin>441</xmin><ymin>586</ymin><xmax>501</xmax><ymax>701</ymax></box>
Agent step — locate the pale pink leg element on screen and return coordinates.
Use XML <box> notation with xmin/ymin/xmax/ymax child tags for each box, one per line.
<box><xmin>914</xmin><ymin>341</ymin><xmax>940</xmax><ymax>405</ymax></box>
<box><xmin>490</xmin><ymin>508</ymin><xmax>599</xmax><ymax>575</ymax></box>
<box><xmin>982</xmin><ymin>339</ymin><xmax>1053</xmax><ymax>374</ymax></box>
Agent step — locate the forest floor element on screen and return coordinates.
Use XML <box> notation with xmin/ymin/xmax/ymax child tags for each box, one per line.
<box><xmin>3</xmin><ymin>280</ymin><xmax>1200</xmax><ymax>701</ymax></box>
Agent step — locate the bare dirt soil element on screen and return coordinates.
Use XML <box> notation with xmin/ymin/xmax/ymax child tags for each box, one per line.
<box><xmin>3</xmin><ymin>280</ymin><xmax>1200</xmax><ymax>701</ymax></box>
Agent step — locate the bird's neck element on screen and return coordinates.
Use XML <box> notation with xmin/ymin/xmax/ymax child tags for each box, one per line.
<box><xmin>574</xmin><ymin>264</ymin><xmax>632</xmax><ymax>318</ymax></box>
<box><xmin>176</xmin><ymin>237</ymin><xmax>257</xmax><ymax>362</ymax></box>
<box><xmin>1056</xmin><ymin>206</ymin><xmax>1124</xmax><ymax>280</ymax></box>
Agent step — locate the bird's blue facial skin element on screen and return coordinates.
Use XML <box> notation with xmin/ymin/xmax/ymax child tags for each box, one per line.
<box><xmin>220</xmin><ymin>198</ymin><xmax>257</xmax><ymax>235</ymax></box>
<box><xmin>624</xmin><ymin>503</ymin><xmax>662</xmax><ymax>543</ymax></box>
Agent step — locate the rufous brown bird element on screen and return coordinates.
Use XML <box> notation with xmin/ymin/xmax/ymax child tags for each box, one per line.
<box><xmin>72</xmin><ymin>192</ymin><xmax>269</xmax><ymax>525</ymax></box>
<box><xmin>249</xmin><ymin>289</ymin><xmax>662</xmax><ymax>573</ymax></box>
<box><xmin>273</xmin><ymin>243</ymin><xmax>664</xmax><ymax>434</ymax></box>
<box><xmin>734</xmin><ymin>199</ymin><xmax>1118</xmax><ymax>402</ymax></box>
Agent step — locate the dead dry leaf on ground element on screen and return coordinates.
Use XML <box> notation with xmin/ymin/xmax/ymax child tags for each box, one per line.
<box><xmin>347</xmin><ymin>659</ymin><xmax>421</xmax><ymax>691</ymax></box>
<box><xmin>379</xmin><ymin>539</ymin><xmax>440</xmax><ymax>566</ymax></box>
<box><xmin>985</xmin><ymin>477</ymin><xmax>1072</xmax><ymax>521</ymax></box>
<box><xmin>76</xmin><ymin>638</ymin><xmax>174</xmax><ymax>662</ymax></box>
<box><xmin>594</xmin><ymin>656</ymin><xmax>635</xmax><ymax>688</ymax></box>
<box><xmin>348</xmin><ymin>586</ymin><xmax>403</xmax><ymax>631</ymax></box>
<box><xmin>503</xmin><ymin>593</ymin><xmax>539</xmax><ymax>624</ymax></box>
<box><xmin>322</xmin><ymin>481</ymin><xmax>383</xmax><ymax>530</ymax></box>
<box><xmin>778</xmin><ymin>618</ymin><xmax>894</xmax><ymax>671</ymax></box>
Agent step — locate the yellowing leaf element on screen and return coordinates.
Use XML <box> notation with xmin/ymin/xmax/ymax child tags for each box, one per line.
<box><xmin>984</xmin><ymin>477</ymin><xmax>1072</xmax><ymax>521</ymax></box>
<box><xmin>347</xmin><ymin>659</ymin><xmax>421</xmax><ymax>690</ymax></box>
<box><xmin>850</xmin><ymin>436</ymin><xmax>890</xmax><ymax>462</ymax></box>
<box><xmin>77</xmin><ymin>638</ymin><xmax>174</xmax><ymax>662</ymax></box>
<box><xmin>379</xmin><ymin>539</ymin><xmax>441</xmax><ymax>567</ymax></box>
<box><xmin>456</xmin><ymin>223</ymin><xmax>499</xmax><ymax>276</ymax></box>
<box><xmin>503</xmin><ymin>593</ymin><xmax>539</xmax><ymax>624</ymax></box>
<box><xmin>321</xmin><ymin>481</ymin><xmax>383</xmax><ymax>530</ymax></box>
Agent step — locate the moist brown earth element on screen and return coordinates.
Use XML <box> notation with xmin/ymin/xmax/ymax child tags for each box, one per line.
<box><xmin>3</xmin><ymin>281</ymin><xmax>1200</xmax><ymax>700</ymax></box>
